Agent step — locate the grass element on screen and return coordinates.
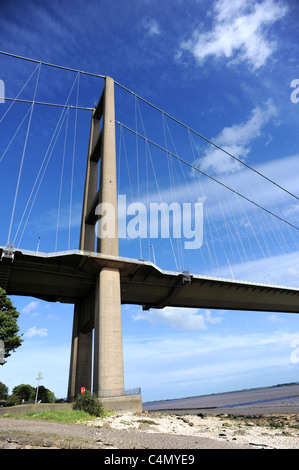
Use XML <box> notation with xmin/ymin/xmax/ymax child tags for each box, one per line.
<box><xmin>2</xmin><ymin>408</ymin><xmax>103</xmax><ymax>423</ymax></box>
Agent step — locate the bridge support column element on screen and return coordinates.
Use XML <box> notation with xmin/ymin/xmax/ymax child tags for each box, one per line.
<box><xmin>67</xmin><ymin>76</ymin><xmax>142</xmax><ymax>411</ymax></box>
<box><xmin>67</xmin><ymin>302</ymin><xmax>92</xmax><ymax>401</ymax></box>
<box><xmin>93</xmin><ymin>267</ymin><xmax>124</xmax><ymax>397</ymax></box>
<box><xmin>92</xmin><ymin>77</ymin><xmax>126</xmax><ymax>401</ymax></box>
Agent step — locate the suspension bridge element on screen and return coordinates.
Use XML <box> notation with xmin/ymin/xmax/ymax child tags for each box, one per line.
<box><xmin>0</xmin><ymin>51</ymin><xmax>298</xmax><ymax>410</ymax></box>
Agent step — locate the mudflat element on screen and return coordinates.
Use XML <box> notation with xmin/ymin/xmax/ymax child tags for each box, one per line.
<box><xmin>143</xmin><ymin>383</ymin><xmax>299</xmax><ymax>415</ymax></box>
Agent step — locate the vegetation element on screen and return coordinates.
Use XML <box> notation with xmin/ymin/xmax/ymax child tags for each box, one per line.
<box><xmin>3</xmin><ymin>383</ymin><xmax>56</xmax><ymax>406</ymax></box>
<box><xmin>0</xmin><ymin>288</ymin><xmax>23</xmax><ymax>364</ymax></box>
<box><xmin>1</xmin><ymin>380</ymin><xmax>105</xmax><ymax>423</ymax></box>
<box><xmin>0</xmin><ymin>381</ymin><xmax>8</xmax><ymax>401</ymax></box>
<box><xmin>1</xmin><ymin>387</ymin><xmax>106</xmax><ymax>423</ymax></box>
<box><xmin>73</xmin><ymin>390</ymin><xmax>104</xmax><ymax>417</ymax></box>
<box><xmin>0</xmin><ymin>382</ymin><xmax>57</xmax><ymax>406</ymax></box>
<box><xmin>2</xmin><ymin>408</ymin><xmax>93</xmax><ymax>423</ymax></box>
<box><xmin>12</xmin><ymin>384</ymin><xmax>35</xmax><ymax>402</ymax></box>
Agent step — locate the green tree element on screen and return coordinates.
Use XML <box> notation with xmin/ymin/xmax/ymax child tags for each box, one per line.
<box><xmin>0</xmin><ymin>288</ymin><xmax>23</xmax><ymax>364</ymax></box>
<box><xmin>12</xmin><ymin>384</ymin><xmax>35</xmax><ymax>401</ymax></box>
<box><xmin>34</xmin><ymin>385</ymin><xmax>55</xmax><ymax>403</ymax></box>
<box><xmin>0</xmin><ymin>381</ymin><xmax>8</xmax><ymax>400</ymax></box>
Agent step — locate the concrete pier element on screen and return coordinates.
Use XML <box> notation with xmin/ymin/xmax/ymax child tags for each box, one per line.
<box><xmin>67</xmin><ymin>76</ymin><xmax>141</xmax><ymax>411</ymax></box>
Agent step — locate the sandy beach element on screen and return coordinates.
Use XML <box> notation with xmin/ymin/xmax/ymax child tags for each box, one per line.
<box><xmin>1</xmin><ymin>411</ymin><xmax>299</xmax><ymax>449</ymax></box>
<box><xmin>87</xmin><ymin>411</ymin><xmax>299</xmax><ymax>449</ymax></box>
<box><xmin>1</xmin><ymin>385</ymin><xmax>299</xmax><ymax>449</ymax></box>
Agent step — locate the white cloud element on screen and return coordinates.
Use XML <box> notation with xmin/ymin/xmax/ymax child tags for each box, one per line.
<box><xmin>132</xmin><ymin>307</ymin><xmax>223</xmax><ymax>330</ymax></box>
<box><xmin>197</xmin><ymin>100</ymin><xmax>277</xmax><ymax>174</ymax></box>
<box><xmin>267</xmin><ymin>314</ymin><xmax>285</xmax><ymax>324</ymax></box>
<box><xmin>22</xmin><ymin>301</ymin><xmax>40</xmax><ymax>314</ymax></box>
<box><xmin>180</xmin><ymin>0</ymin><xmax>288</xmax><ymax>69</ymax></box>
<box><xmin>24</xmin><ymin>326</ymin><xmax>48</xmax><ymax>338</ymax></box>
<box><xmin>124</xmin><ymin>329</ymin><xmax>299</xmax><ymax>400</ymax></box>
<box><xmin>215</xmin><ymin>250</ymin><xmax>299</xmax><ymax>287</ymax></box>
<box><xmin>142</xmin><ymin>19</ymin><xmax>161</xmax><ymax>37</ymax></box>
<box><xmin>0</xmin><ymin>340</ymin><xmax>70</xmax><ymax>397</ymax></box>
<box><xmin>28</xmin><ymin>201</ymin><xmax>82</xmax><ymax>235</ymax></box>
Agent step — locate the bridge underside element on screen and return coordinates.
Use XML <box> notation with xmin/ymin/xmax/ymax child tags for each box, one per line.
<box><xmin>1</xmin><ymin>247</ymin><xmax>298</xmax><ymax>331</ymax></box>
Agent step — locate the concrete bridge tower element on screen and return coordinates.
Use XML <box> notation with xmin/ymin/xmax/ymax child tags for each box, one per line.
<box><xmin>67</xmin><ymin>77</ymin><xmax>141</xmax><ymax>411</ymax></box>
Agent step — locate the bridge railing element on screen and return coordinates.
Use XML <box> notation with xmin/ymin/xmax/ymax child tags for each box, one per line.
<box><xmin>97</xmin><ymin>387</ymin><xmax>141</xmax><ymax>398</ymax></box>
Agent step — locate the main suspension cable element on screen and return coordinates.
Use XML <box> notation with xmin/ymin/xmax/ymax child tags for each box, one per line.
<box><xmin>1</xmin><ymin>50</ymin><xmax>296</xmax><ymax>200</ymax></box>
<box><xmin>7</xmin><ymin>64</ymin><xmax>41</xmax><ymax>244</ymax></box>
<box><xmin>115</xmin><ymin>81</ymin><xmax>298</xmax><ymax>201</ymax></box>
<box><xmin>0</xmin><ymin>50</ymin><xmax>105</xmax><ymax>79</ymax></box>
<box><xmin>116</xmin><ymin>121</ymin><xmax>299</xmax><ymax>232</ymax></box>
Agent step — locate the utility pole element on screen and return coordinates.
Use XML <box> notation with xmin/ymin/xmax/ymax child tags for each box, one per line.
<box><xmin>35</xmin><ymin>371</ymin><xmax>43</xmax><ymax>404</ymax></box>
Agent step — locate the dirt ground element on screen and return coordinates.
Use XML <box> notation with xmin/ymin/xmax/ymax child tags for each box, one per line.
<box><xmin>1</xmin><ymin>411</ymin><xmax>299</xmax><ymax>449</ymax></box>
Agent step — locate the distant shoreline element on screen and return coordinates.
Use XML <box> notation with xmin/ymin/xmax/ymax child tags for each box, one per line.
<box><xmin>143</xmin><ymin>381</ymin><xmax>299</xmax><ymax>405</ymax></box>
<box><xmin>143</xmin><ymin>382</ymin><xmax>299</xmax><ymax>415</ymax></box>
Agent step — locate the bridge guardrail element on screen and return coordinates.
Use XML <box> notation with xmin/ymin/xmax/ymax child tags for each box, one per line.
<box><xmin>97</xmin><ymin>387</ymin><xmax>141</xmax><ymax>398</ymax></box>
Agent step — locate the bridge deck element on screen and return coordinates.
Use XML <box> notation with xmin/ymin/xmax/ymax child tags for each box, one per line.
<box><xmin>0</xmin><ymin>247</ymin><xmax>298</xmax><ymax>313</ymax></box>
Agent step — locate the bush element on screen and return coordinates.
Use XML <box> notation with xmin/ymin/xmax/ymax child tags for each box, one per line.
<box><xmin>4</xmin><ymin>394</ymin><xmax>21</xmax><ymax>407</ymax></box>
<box><xmin>73</xmin><ymin>390</ymin><xmax>104</xmax><ymax>417</ymax></box>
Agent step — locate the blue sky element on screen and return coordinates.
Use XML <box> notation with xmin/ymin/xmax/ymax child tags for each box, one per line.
<box><xmin>0</xmin><ymin>0</ymin><xmax>299</xmax><ymax>402</ymax></box>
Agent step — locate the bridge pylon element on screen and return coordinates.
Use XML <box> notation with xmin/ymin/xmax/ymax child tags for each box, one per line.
<box><xmin>67</xmin><ymin>77</ymin><xmax>141</xmax><ymax>411</ymax></box>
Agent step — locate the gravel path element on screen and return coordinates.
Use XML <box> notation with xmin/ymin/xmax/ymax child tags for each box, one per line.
<box><xmin>1</xmin><ymin>412</ymin><xmax>299</xmax><ymax>449</ymax></box>
<box><xmin>0</xmin><ymin>417</ymin><xmax>251</xmax><ymax>449</ymax></box>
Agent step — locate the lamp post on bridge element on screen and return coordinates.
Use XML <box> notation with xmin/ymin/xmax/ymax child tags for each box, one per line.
<box><xmin>36</xmin><ymin>236</ymin><xmax>41</xmax><ymax>254</ymax></box>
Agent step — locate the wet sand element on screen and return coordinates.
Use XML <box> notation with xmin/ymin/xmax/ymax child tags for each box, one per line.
<box><xmin>143</xmin><ymin>383</ymin><xmax>299</xmax><ymax>415</ymax></box>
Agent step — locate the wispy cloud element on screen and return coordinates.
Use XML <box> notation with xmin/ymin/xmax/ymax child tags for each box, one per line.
<box><xmin>179</xmin><ymin>0</ymin><xmax>288</xmax><ymax>70</ymax></box>
<box><xmin>124</xmin><ymin>329</ymin><xmax>299</xmax><ymax>400</ymax></box>
<box><xmin>24</xmin><ymin>326</ymin><xmax>48</xmax><ymax>338</ymax></box>
<box><xmin>141</xmin><ymin>19</ymin><xmax>161</xmax><ymax>37</ymax></box>
<box><xmin>0</xmin><ymin>340</ymin><xmax>70</xmax><ymax>397</ymax></box>
<box><xmin>30</xmin><ymin>201</ymin><xmax>82</xmax><ymax>233</ymax></box>
<box><xmin>22</xmin><ymin>301</ymin><xmax>40</xmax><ymax>314</ymax></box>
<box><xmin>132</xmin><ymin>307</ymin><xmax>223</xmax><ymax>330</ymax></box>
<box><xmin>267</xmin><ymin>314</ymin><xmax>285</xmax><ymax>324</ymax></box>
<box><xmin>223</xmin><ymin>251</ymin><xmax>299</xmax><ymax>287</ymax></box>
<box><xmin>197</xmin><ymin>100</ymin><xmax>277</xmax><ymax>174</ymax></box>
